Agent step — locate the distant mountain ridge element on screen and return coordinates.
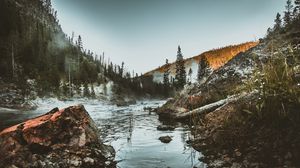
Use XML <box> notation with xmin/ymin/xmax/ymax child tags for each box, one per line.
<box><xmin>144</xmin><ymin>41</ymin><xmax>259</xmax><ymax>83</ymax></box>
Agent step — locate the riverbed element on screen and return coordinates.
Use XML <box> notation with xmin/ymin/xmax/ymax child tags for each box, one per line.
<box><xmin>0</xmin><ymin>98</ymin><xmax>206</xmax><ymax>168</ymax></box>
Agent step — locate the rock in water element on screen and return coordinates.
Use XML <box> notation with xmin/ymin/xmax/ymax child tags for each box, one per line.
<box><xmin>157</xmin><ymin>125</ymin><xmax>175</xmax><ymax>131</ymax></box>
<box><xmin>0</xmin><ymin>105</ymin><xmax>115</xmax><ymax>168</ymax></box>
<box><xmin>159</xmin><ymin>136</ymin><xmax>172</xmax><ymax>143</ymax></box>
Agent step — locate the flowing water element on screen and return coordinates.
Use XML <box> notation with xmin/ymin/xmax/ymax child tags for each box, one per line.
<box><xmin>0</xmin><ymin>98</ymin><xmax>206</xmax><ymax>168</ymax></box>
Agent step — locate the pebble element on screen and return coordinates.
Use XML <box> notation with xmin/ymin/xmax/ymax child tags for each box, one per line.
<box><xmin>84</xmin><ymin>157</ymin><xmax>95</xmax><ymax>165</ymax></box>
<box><xmin>69</xmin><ymin>159</ymin><xmax>80</xmax><ymax>166</ymax></box>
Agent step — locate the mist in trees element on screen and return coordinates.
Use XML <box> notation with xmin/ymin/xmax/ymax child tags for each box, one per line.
<box><xmin>0</xmin><ymin>0</ymin><xmax>169</xmax><ymax>99</ymax></box>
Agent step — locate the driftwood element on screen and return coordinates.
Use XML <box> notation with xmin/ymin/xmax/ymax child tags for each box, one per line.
<box><xmin>175</xmin><ymin>95</ymin><xmax>240</xmax><ymax>120</ymax></box>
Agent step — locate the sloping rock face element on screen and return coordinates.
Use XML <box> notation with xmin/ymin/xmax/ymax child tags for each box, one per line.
<box><xmin>0</xmin><ymin>105</ymin><xmax>115</xmax><ymax>168</ymax></box>
<box><xmin>144</xmin><ymin>42</ymin><xmax>258</xmax><ymax>83</ymax></box>
<box><xmin>157</xmin><ymin>42</ymin><xmax>267</xmax><ymax>120</ymax></box>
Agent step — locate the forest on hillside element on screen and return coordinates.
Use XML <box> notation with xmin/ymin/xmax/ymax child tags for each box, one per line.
<box><xmin>0</xmin><ymin>0</ymin><xmax>265</xmax><ymax>101</ymax></box>
<box><xmin>0</xmin><ymin>0</ymin><xmax>169</xmax><ymax>99</ymax></box>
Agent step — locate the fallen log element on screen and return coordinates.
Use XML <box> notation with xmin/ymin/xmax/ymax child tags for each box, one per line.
<box><xmin>175</xmin><ymin>95</ymin><xmax>240</xmax><ymax>120</ymax></box>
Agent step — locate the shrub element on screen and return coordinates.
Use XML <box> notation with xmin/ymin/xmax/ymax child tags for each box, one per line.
<box><xmin>245</xmin><ymin>46</ymin><xmax>300</xmax><ymax>123</ymax></box>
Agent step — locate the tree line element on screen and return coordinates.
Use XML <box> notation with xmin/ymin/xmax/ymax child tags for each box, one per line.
<box><xmin>267</xmin><ymin>0</ymin><xmax>300</xmax><ymax>43</ymax></box>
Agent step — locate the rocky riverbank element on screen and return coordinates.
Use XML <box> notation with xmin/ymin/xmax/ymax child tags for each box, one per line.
<box><xmin>0</xmin><ymin>105</ymin><xmax>115</xmax><ymax>168</ymax></box>
<box><xmin>193</xmin><ymin>112</ymin><xmax>300</xmax><ymax>168</ymax></box>
<box><xmin>156</xmin><ymin>37</ymin><xmax>300</xmax><ymax>167</ymax></box>
<box><xmin>158</xmin><ymin>86</ymin><xmax>300</xmax><ymax>167</ymax></box>
<box><xmin>0</xmin><ymin>82</ymin><xmax>37</xmax><ymax>110</ymax></box>
<box><xmin>189</xmin><ymin>93</ymin><xmax>300</xmax><ymax>168</ymax></box>
<box><xmin>0</xmin><ymin>80</ymin><xmax>138</xmax><ymax>111</ymax></box>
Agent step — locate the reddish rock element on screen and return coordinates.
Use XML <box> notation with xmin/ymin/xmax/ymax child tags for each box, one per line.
<box><xmin>0</xmin><ymin>105</ymin><xmax>115</xmax><ymax>168</ymax></box>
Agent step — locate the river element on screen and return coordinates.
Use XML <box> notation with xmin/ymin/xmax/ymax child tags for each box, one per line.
<box><xmin>0</xmin><ymin>98</ymin><xmax>206</xmax><ymax>168</ymax></box>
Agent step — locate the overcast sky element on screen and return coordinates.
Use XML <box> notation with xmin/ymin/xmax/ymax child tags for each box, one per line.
<box><xmin>52</xmin><ymin>0</ymin><xmax>286</xmax><ymax>74</ymax></box>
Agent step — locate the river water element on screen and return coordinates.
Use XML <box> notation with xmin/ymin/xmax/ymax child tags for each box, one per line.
<box><xmin>0</xmin><ymin>98</ymin><xmax>206</xmax><ymax>168</ymax></box>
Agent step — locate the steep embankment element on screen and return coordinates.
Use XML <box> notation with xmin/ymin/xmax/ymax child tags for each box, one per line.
<box><xmin>144</xmin><ymin>42</ymin><xmax>258</xmax><ymax>83</ymax></box>
<box><xmin>158</xmin><ymin>41</ymin><xmax>300</xmax><ymax>167</ymax></box>
<box><xmin>157</xmin><ymin>14</ymin><xmax>300</xmax><ymax>167</ymax></box>
<box><xmin>156</xmin><ymin>42</ymin><xmax>264</xmax><ymax>119</ymax></box>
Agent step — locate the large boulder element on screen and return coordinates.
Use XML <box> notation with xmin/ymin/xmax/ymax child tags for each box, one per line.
<box><xmin>0</xmin><ymin>105</ymin><xmax>115</xmax><ymax>168</ymax></box>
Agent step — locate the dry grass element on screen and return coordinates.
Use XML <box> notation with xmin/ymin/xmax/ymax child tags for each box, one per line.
<box><xmin>243</xmin><ymin>46</ymin><xmax>300</xmax><ymax>123</ymax></box>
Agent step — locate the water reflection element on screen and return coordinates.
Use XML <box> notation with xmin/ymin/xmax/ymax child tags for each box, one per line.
<box><xmin>127</xmin><ymin>113</ymin><xmax>134</xmax><ymax>143</ymax></box>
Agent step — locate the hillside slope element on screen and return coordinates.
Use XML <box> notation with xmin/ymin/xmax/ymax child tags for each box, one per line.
<box><xmin>156</xmin><ymin>6</ymin><xmax>300</xmax><ymax>167</ymax></box>
<box><xmin>144</xmin><ymin>42</ymin><xmax>258</xmax><ymax>83</ymax></box>
<box><xmin>0</xmin><ymin>0</ymin><xmax>168</xmax><ymax>106</ymax></box>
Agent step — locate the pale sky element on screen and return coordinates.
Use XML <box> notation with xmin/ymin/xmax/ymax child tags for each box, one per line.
<box><xmin>52</xmin><ymin>0</ymin><xmax>286</xmax><ymax>74</ymax></box>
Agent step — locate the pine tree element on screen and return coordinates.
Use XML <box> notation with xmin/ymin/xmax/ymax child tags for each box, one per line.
<box><xmin>295</xmin><ymin>0</ymin><xmax>300</xmax><ymax>9</ymax></box>
<box><xmin>83</xmin><ymin>83</ymin><xmax>90</xmax><ymax>97</ymax></box>
<box><xmin>197</xmin><ymin>56</ymin><xmax>209</xmax><ymax>81</ymax></box>
<box><xmin>284</xmin><ymin>0</ymin><xmax>293</xmax><ymax>25</ymax></box>
<box><xmin>174</xmin><ymin>46</ymin><xmax>186</xmax><ymax>89</ymax></box>
<box><xmin>77</xmin><ymin>35</ymin><xmax>83</xmax><ymax>68</ymax></box>
<box><xmin>119</xmin><ymin>62</ymin><xmax>124</xmax><ymax>77</ymax></box>
<box><xmin>71</xmin><ymin>32</ymin><xmax>75</xmax><ymax>44</ymax></box>
<box><xmin>293</xmin><ymin>7</ymin><xmax>298</xmax><ymax>19</ymax></box>
<box><xmin>77</xmin><ymin>35</ymin><xmax>83</xmax><ymax>51</ymax></box>
<box><xmin>293</xmin><ymin>0</ymin><xmax>300</xmax><ymax>19</ymax></box>
<box><xmin>267</xmin><ymin>27</ymin><xmax>273</xmax><ymax>37</ymax></box>
<box><xmin>44</xmin><ymin>0</ymin><xmax>52</xmax><ymax>14</ymax></box>
<box><xmin>91</xmin><ymin>84</ymin><xmax>96</xmax><ymax>98</ymax></box>
<box><xmin>62</xmin><ymin>81</ymin><xmax>68</xmax><ymax>96</ymax></box>
<box><xmin>54</xmin><ymin>11</ymin><xmax>58</xmax><ymax>22</ymax></box>
<box><xmin>274</xmin><ymin>13</ymin><xmax>282</xmax><ymax>31</ymax></box>
<box><xmin>163</xmin><ymin>59</ymin><xmax>170</xmax><ymax>86</ymax></box>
